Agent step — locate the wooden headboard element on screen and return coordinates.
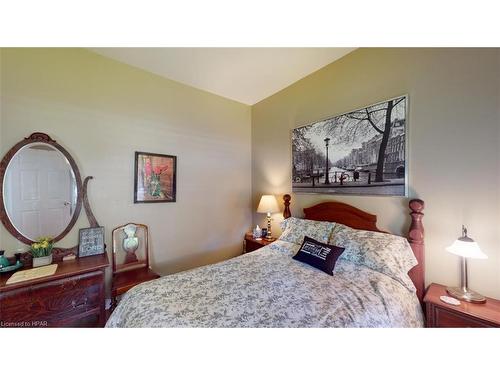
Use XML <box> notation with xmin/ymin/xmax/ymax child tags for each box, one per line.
<box><xmin>282</xmin><ymin>194</ymin><xmax>425</xmax><ymax>304</ymax></box>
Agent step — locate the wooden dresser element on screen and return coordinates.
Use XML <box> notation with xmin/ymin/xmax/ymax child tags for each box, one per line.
<box><xmin>0</xmin><ymin>254</ymin><xmax>108</xmax><ymax>328</ymax></box>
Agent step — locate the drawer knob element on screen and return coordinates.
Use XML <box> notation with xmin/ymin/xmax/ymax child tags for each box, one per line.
<box><xmin>71</xmin><ymin>297</ymin><xmax>88</xmax><ymax>309</ymax></box>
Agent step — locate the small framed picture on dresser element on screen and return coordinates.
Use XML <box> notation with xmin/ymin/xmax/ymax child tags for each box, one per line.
<box><xmin>78</xmin><ymin>227</ymin><xmax>105</xmax><ymax>258</ymax></box>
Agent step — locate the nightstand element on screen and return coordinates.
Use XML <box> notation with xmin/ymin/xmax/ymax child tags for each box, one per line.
<box><xmin>244</xmin><ymin>233</ymin><xmax>276</xmax><ymax>253</ymax></box>
<box><xmin>424</xmin><ymin>283</ymin><xmax>500</xmax><ymax>327</ymax></box>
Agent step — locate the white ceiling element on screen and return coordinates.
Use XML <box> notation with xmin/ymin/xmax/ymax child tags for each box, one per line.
<box><xmin>90</xmin><ymin>48</ymin><xmax>355</xmax><ymax>105</ymax></box>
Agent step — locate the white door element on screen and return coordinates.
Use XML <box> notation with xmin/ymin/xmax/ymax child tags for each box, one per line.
<box><xmin>5</xmin><ymin>146</ymin><xmax>73</xmax><ymax>240</ymax></box>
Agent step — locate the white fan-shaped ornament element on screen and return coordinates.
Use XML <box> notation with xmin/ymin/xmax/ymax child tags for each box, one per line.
<box><xmin>440</xmin><ymin>295</ymin><xmax>461</xmax><ymax>306</ymax></box>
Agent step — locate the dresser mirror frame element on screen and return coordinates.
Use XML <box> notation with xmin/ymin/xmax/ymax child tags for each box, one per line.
<box><xmin>0</xmin><ymin>133</ymin><xmax>101</xmax><ymax>266</ymax></box>
<box><xmin>0</xmin><ymin>132</ymin><xmax>84</xmax><ymax>245</ymax></box>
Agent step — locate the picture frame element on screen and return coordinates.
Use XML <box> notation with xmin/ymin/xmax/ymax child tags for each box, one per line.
<box><xmin>291</xmin><ymin>95</ymin><xmax>408</xmax><ymax>197</ymax></box>
<box><xmin>134</xmin><ymin>151</ymin><xmax>177</xmax><ymax>203</ymax></box>
<box><xmin>78</xmin><ymin>226</ymin><xmax>105</xmax><ymax>258</ymax></box>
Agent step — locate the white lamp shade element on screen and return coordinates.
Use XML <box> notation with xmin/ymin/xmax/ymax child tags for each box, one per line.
<box><xmin>446</xmin><ymin>239</ymin><xmax>487</xmax><ymax>259</ymax></box>
<box><xmin>257</xmin><ymin>195</ymin><xmax>279</xmax><ymax>214</ymax></box>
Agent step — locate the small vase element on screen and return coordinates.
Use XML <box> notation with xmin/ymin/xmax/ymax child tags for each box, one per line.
<box><xmin>150</xmin><ymin>174</ymin><xmax>161</xmax><ymax>197</ymax></box>
<box><xmin>32</xmin><ymin>254</ymin><xmax>53</xmax><ymax>268</ymax></box>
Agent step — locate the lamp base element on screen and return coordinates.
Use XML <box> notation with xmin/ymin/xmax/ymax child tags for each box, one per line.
<box><xmin>446</xmin><ymin>286</ymin><xmax>486</xmax><ymax>304</ymax></box>
<box><xmin>266</xmin><ymin>213</ymin><xmax>272</xmax><ymax>241</ymax></box>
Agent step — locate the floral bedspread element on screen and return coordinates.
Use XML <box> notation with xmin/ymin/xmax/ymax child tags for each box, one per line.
<box><xmin>106</xmin><ymin>240</ymin><xmax>424</xmax><ymax>328</ymax></box>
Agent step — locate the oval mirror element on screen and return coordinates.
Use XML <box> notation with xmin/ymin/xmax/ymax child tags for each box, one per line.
<box><xmin>0</xmin><ymin>133</ymin><xmax>82</xmax><ymax>244</ymax></box>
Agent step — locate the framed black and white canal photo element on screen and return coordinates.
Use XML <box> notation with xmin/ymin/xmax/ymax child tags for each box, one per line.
<box><xmin>291</xmin><ymin>95</ymin><xmax>408</xmax><ymax>196</ymax></box>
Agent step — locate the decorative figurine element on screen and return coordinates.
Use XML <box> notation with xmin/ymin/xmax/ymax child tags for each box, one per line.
<box><xmin>0</xmin><ymin>250</ymin><xmax>24</xmax><ymax>273</ymax></box>
<box><xmin>252</xmin><ymin>225</ymin><xmax>263</xmax><ymax>239</ymax></box>
<box><xmin>0</xmin><ymin>250</ymin><xmax>10</xmax><ymax>269</ymax></box>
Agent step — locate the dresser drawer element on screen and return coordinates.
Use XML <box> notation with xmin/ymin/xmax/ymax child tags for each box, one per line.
<box><xmin>433</xmin><ymin>306</ymin><xmax>496</xmax><ymax>328</ymax></box>
<box><xmin>1</xmin><ymin>271</ymin><xmax>104</xmax><ymax>327</ymax></box>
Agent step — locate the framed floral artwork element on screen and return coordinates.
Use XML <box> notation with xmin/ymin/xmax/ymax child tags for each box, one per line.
<box><xmin>134</xmin><ymin>151</ymin><xmax>177</xmax><ymax>203</ymax></box>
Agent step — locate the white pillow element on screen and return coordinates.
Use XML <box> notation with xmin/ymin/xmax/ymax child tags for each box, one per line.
<box><xmin>330</xmin><ymin>223</ymin><xmax>418</xmax><ymax>291</ymax></box>
<box><xmin>278</xmin><ymin>217</ymin><xmax>336</xmax><ymax>245</ymax></box>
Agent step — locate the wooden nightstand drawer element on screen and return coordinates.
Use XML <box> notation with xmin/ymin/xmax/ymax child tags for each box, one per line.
<box><xmin>245</xmin><ymin>239</ymin><xmax>264</xmax><ymax>252</ymax></box>
<box><xmin>432</xmin><ymin>306</ymin><xmax>494</xmax><ymax>328</ymax></box>
<box><xmin>244</xmin><ymin>233</ymin><xmax>276</xmax><ymax>253</ymax></box>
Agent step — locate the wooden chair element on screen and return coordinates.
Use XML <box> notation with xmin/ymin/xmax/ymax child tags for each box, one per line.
<box><xmin>111</xmin><ymin>223</ymin><xmax>160</xmax><ymax>309</ymax></box>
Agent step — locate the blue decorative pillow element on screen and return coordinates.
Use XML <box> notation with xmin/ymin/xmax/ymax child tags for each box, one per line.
<box><xmin>293</xmin><ymin>236</ymin><xmax>345</xmax><ymax>275</ymax></box>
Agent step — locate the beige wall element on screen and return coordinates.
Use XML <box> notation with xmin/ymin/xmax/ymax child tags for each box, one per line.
<box><xmin>252</xmin><ymin>48</ymin><xmax>500</xmax><ymax>298</ymax></box>
<box><xmin>0</xmin><ymin>48</ymin><xmax>252</xmax><ymax>279</ymax></box>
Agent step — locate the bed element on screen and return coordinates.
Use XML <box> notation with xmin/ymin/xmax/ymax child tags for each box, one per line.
<box><xmin>106</xmin><ymin>197</ymin><xmax>425</xmax><ymax>328</ymax></box>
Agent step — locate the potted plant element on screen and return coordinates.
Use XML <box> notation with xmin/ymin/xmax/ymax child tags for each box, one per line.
<box><xmin>30</xmin><ymin>237</ymin><xmax>54</xmax><ymax>267</ymax></box>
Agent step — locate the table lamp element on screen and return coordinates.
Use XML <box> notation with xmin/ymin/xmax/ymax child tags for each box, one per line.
<box><xmin>257</xmin><ymin>195</ymin><xmax>279</xmax><ymax>240</ymax></box>
<box><xmin>446</xmin><ymin>225</ymin><xmax>488</xmax><ymax>303</ymax></box>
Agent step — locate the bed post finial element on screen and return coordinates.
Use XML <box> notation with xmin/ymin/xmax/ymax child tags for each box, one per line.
<box><xmin>283</xmin><ymin>194</ymin><xmax>291</xmax><ymax>219</ymax></box>
<box><xmin>408</xmin><ymin>199</ymin><xmax>425</xmax><ymax>305</ymax></box>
